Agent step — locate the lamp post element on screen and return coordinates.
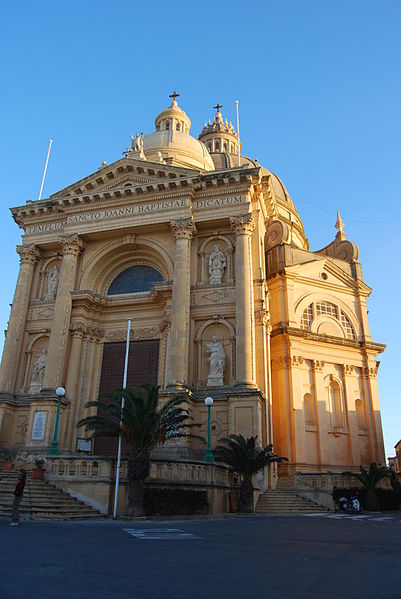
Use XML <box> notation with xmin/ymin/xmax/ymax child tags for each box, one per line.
<box><xmin>48</xmin><ymin>386</ymin><xmax>65</xmax><ymax>455</ymax></box>
<box><xmin>204</xmin><ymin>396</ymin><xmax>214</xmax><ymax>463</ymax></box>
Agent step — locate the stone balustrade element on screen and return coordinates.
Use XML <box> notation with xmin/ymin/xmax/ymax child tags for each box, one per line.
<box><xmin>294</xmin><ymin>471</ymin><xmax>362</xmax><ymax>491</ymax></box>
<box><xmin>45</xmin><ymin>456</ymin><xmax>235</xmax><ymax>514</ymax></box>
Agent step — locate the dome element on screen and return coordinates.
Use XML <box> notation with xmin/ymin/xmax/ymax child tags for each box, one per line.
<box><xmin>142</xmin><ymin>97</ymin><xmax>215</xmax><ymax>171</ymax></box>
<box><xmin>210</xmin><ymin>152</ymin><xmax>307</xmax><ymax>249</ymax></box>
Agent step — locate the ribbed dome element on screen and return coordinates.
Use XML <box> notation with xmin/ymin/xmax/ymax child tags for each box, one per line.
<box><xmin>210</xmin><ymin>152</ymin><xmax>307</xmax><ymax>249</ymax></box>
<box><xmin>142</xmin><ymin>99</ymin><xmax>215</xmax><ymax>171</ymax></box>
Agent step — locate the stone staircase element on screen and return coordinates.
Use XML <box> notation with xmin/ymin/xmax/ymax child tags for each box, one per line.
<box><xmin>0</xmin><ymin>470</ymin><xmax>103</xmax><ymax>521</ymax></box>
<box><xmin>256</xmin><ymin>487</ymin><xmax>329</xmax><ymax>515</ymax></box>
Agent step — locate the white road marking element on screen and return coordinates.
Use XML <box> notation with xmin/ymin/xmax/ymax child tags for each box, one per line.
<box><xmin>123</xmin><ymin>527</ymin><xmax>201</xmax><ymax>540</ymax></box>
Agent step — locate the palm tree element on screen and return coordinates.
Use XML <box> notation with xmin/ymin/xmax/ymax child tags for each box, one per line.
<box><xmin>213</xmin><ymin>434</ymin><xmax>287</xmax><ymax>513</ymax></box>
<box><xmin>78</xmin><ymin>384</ymin><xmax>202</xmax><ymax>517</ymax></box>
<box><xmin>354</xmin><ymin>463</ymin><xmax>393</xmax><ymax>511</ymax></box>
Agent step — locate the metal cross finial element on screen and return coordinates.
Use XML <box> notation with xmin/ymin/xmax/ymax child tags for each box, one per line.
<box><xmin>169</xmin><ymin>90</ymin><xmax>180</xmax><ymax>102</ymax></box>
<box><xmin>214</xmin><ymin>103</ymin><xmax>223</xmax><ymax>112</ymax></box>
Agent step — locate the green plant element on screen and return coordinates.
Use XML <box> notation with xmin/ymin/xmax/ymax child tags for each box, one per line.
<box><xmin>213</xmin><ymin>434</ymin><xmax>287</xmax><ymax>513</ymax></box>
<box><xmin>354</xmin><ymin>463</ymin><xmax>393</xmax><ymax>511</ymax></box>
<box><xmin>78</xmin><ymin>384</ymin><xmax>204</xmax><ymax>517</ymax></box>
<box><xmin>0</xmin><ymin>447</ymin><xmax>11</xmax><ymax>463</ymax></box>
<box><xmin>35</xmin><ymin>458</ymin><xmax>45</xmax><ymax>469</ymax></box>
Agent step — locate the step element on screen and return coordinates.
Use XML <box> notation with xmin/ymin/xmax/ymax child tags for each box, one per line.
<box><xmin>256</xmin><ymin>489</ymin><xmax>329</xmax><ymax>514</ymax></box>
<box><xmin>0</xmin><ymin>473</ymin><xmax>101</xmax><ymax>520</ymax></box>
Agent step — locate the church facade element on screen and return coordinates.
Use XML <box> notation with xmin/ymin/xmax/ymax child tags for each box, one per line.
<box><xmin>0</xmin><ymin>97</ymin><xmax>386</xmax><ymax>474</ymax></box>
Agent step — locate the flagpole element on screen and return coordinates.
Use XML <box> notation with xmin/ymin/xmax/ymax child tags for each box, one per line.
<box><xmin>38</xmin><ymin>139</ymin><xmax>53</xmax><ymax>201</ymax></box>
<box><xmin>235</xmin><ymin>100</ymin><xmax>240</xmax><ymax>167</ymax></box>
<box><xmin>113</xmin><ymin>318</ymin><xmax>132</xmax><ymax>519</ymax></box>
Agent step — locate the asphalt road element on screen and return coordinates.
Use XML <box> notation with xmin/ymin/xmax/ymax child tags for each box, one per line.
<box><xmin>0</xmin><ymin>514</ymin><xmax>400</xmax><ymax>599</ymax></box>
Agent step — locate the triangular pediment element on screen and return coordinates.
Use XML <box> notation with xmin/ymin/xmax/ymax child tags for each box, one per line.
<box><xmin>286</xmin><ymin>256</ymin><xmax>371</xmax><ymax>295</ymax></box>
<box><xmin>50</xmin><ymin>156</ymin><xmax>199</xmax><ymax>200</ymax></box>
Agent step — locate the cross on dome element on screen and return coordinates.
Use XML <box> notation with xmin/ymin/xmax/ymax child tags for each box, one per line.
<box><xmin>214</xmin><ymin>103</ymin><xmax>223</xmax><ymax>112</ymax></box>
<box><xmin>169</xmin><ymin>90</ymin><xmax>180</xmax><ymax>104</ymax></box>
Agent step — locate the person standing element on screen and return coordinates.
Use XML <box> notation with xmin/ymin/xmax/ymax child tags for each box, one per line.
<box><xmin>10</xmin><ymin>469</ymin><xmax>26</xmax><ymax>526</ymax></box>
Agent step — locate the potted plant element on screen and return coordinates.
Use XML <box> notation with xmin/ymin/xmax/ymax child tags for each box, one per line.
<box><xmin>32</xmin><ymin>457</ymin><xmax>46</xmax><ymax>480</ymax></box>
<box><xmin>0</xmin><ymin>448</ymin><xmax>12</xmax><ymax>470</ymax></box>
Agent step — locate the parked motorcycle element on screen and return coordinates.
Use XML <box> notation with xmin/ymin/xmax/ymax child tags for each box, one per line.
<box><xmin>337</xmin><ymin>494</ymin><xmax>362</xmax><ymax>513</ymax></box>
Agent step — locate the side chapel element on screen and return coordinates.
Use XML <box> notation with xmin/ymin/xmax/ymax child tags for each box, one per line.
<box><xmin>0</xmin><ymin>96</ymin><xmax>386</xmax><ymax>475</ymax></box>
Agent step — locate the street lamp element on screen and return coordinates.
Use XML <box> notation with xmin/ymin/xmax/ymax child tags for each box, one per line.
<box><xmin>204</xmin><ymin>396</ymin><xmax>214</xmax><ymax>463</ymax></box>
<box><xmin>48</xmin><ymin>386</ymin><xmax>65</xmax><ymax>455</ymax></box>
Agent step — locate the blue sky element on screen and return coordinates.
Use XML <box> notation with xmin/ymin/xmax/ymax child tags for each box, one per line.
<box><xmin>1</xmin><ymin>1</ymin><xmax>400</xmax><ymax>456</ymax></box>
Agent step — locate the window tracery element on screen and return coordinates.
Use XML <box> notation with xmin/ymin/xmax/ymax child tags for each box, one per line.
<box><xmin>300</xmin><ymin>302</ymin><xmax>355</xmax><ymax>339</ymax></box>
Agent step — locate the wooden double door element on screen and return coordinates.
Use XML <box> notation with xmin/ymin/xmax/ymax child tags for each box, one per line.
<box><xmin>94</xmin><ymin>340</ymin><xmax>159</xmax><ymax>455</ymax></box>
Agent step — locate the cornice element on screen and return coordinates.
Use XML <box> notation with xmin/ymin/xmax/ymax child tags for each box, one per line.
<box><xmin>271</xmin><ymin>324</ymin><xmax>386</xmax><ymax>353</ymax></box>
<box><xmin>11</xmin><ymin>164</ymin><xmax>263</xmax><ymax>230</ymax></box>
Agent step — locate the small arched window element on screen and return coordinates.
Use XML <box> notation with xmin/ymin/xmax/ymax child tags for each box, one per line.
<box><xmin>107</xmin><ymin>265</ymin><xmax>163</xmax><ymax>295</ymax></box>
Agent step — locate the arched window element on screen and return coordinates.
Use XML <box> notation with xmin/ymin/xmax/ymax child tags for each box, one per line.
<box><xmin>300</xmin><ymin>302</ymin><xmax>356</xmax><ymax>340</ymax></box>
<box><xmin>329</xmin><ymin>380</ymin><xmax>343</xmax><ymax>428</ymax></box>
<box><xmin>107</xmin><ymin>266</ymin><xmax>163</xmax><ymax>295</ymax></box>
<box><xmin>340</xmin><ymin>311</ymin><xmax>355</xmax><ymax>340</ymax></box>
<box><xmin>301</xmin><ymin>304</ymin><xmax>313</xmax><ymax>330</ymax></box>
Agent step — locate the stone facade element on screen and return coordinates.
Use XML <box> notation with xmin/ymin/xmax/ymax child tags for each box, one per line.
<box><xmin>0</xmin><ymin>98</ymin><xmax>386</xmax><ymax>475</ymax></box>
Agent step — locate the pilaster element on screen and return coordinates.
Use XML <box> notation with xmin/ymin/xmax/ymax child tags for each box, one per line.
<box><xmin>312</xmin><ymin>359</ymin><xmax>327</xmax><ymax>467</ymax></box>
<box><xmin>0</xmin><ymin>244</ymin><xmax>41</xmax><ymax>392</ymax></box>
<box><xmin>230</xmin><ymin>214</ymin><xmax>256</xmax><ymax>387</ymax></box>
<box><xmin>43</xmin><ymin>234</ymin><xmax>85</xmax><ymax>390</ymax></box>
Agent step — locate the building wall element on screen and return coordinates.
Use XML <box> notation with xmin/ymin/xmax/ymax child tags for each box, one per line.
<box><xmin>0</xmin><ymin>157</ymin><xmax>385</xmax><ymax>473</ymax></box>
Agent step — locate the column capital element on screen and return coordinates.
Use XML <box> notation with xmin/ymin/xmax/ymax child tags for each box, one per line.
<box><xmin>342</xmin><ymin>364</ymin><xmax>355</xmax><ymax>376</ymax></box>
<box><xmin>59</xmin><ymin>234</ymin><xmax>85</xmax><ymax>256</ymax></box>
<box><xmin>16</xmin><ymin>244</ymin><xmax>41</xmax><ymax>266</ymax></box>
<box><xmin>255</xmin><ymin>309</ymin><xmax>272</xmax><ymax>333</ymax></box>
<box><xmin>170</xmin><ymin>217</ymin><xmax>196</xmax><ymax>240</ymax></box>
<box><xmin>312</xmin><ymin>359</ymin><xmax>325</xmax><ymax>372</ymax></box>
<box><xmin>70</xmin><ymin>322</ymin><xmax>85</xmax><ymax>339</ymax></box>
<box><xmin>230</xmin><ymin>213</ymin><xmax>255</xmax><ymax>236</ymax></box>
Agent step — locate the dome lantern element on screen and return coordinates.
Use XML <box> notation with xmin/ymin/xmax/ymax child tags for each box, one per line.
<box><xmin>198</xmin><ymin>104</ymin><xmax>239</xmax><ymax>155</ymax></box>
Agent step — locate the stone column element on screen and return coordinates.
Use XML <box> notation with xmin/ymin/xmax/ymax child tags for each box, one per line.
<box><xmin>230</xmin><ymin>214</ymin><xmax>256</xmax><ymax>387</ymax></box>
<box><xmin>0</xmin><ymin>244</ymin><xmax>40</xmax><ymax>392</ymax></box>
<box><xmin>42</xmin><ymin>234</ymin><xmax>85</xmax><ymax>390</ymax></box>
<box><xmin>166</xmin><ymin>217</ymin><xmax>195</xmax><ymax>388</ymax></box>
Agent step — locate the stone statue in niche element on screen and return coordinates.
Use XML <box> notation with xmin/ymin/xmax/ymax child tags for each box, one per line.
<box><xmin>208</xmin><ymin>245</ymin><xmax>226</xmax><ymax>284</ymax></box>
<box><xmin>29</xmin><ymin>349</ymin><xmax>47</xmax><ymax>394</ymax></box>
<box><xmin>44</xmin><ymin>265</ymin><xmax>59</xmax><ymax>300</ymax></box>
<box><xmin>206</xmin><ymin>336</ymin><xmax>225</xmax><ymax>386</ymax></box>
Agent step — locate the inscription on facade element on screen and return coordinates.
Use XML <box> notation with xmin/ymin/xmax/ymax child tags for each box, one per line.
<box><xmin>25</xmin><ymin>196</ymin><xmax>246</xmax><ymax>234</ymax></box>
<box><xmin>194</xmin><ymin>196</ymin><xmax>244</xmax><ymax>210</ymax></box>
